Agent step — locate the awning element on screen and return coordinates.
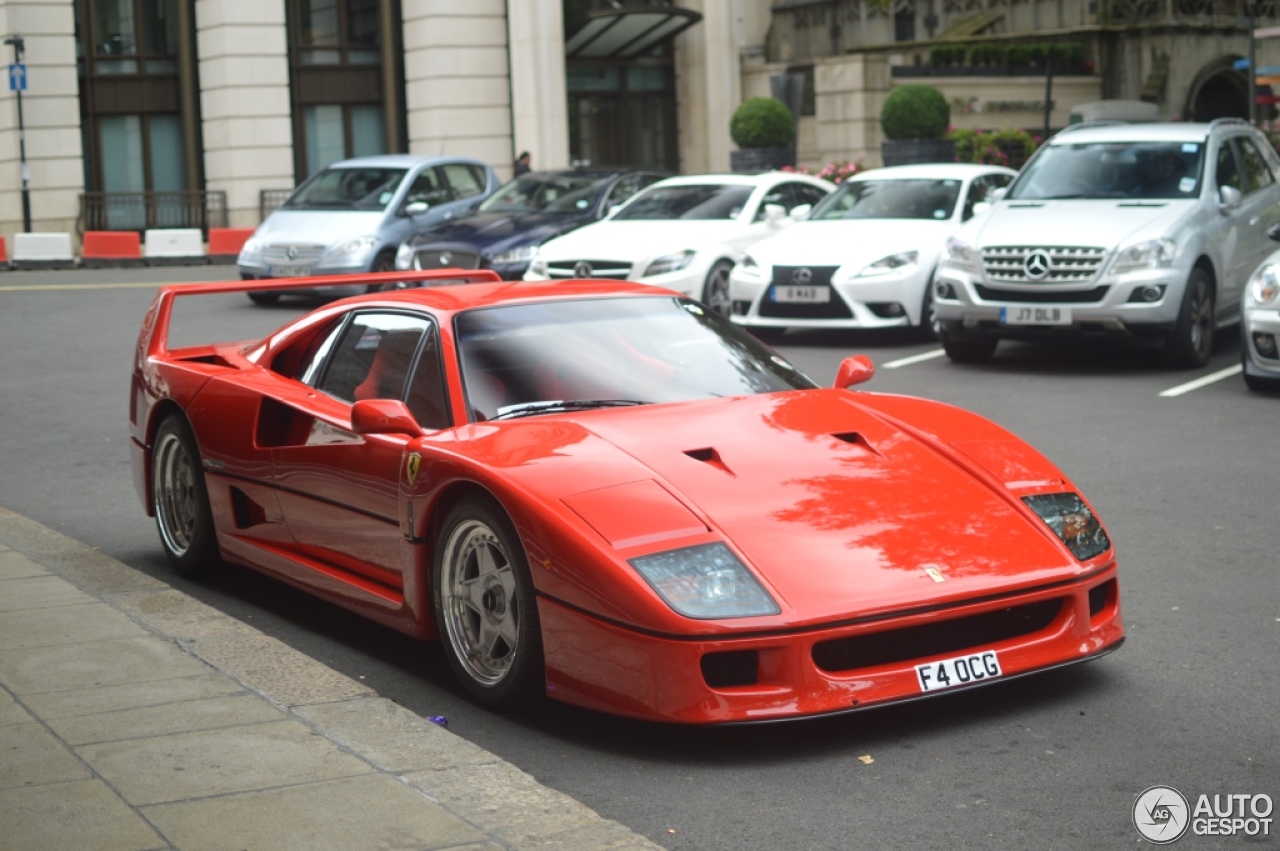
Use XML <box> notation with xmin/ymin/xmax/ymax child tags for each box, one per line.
<box><xmin>565</xmin><ymin>5</ymin><xmax>702</xmax><ymax>59</ymax></box>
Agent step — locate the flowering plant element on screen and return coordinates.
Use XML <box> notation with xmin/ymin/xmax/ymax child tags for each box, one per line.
<box><xmin>782</xmin><ymin>160</ymin><xmax>865</xmax><ymax>184</ymax></box>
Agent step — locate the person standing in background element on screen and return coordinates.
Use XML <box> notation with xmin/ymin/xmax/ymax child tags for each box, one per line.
<box><xmin>514</xmin><ymin>151</ymin><xmax>532</xmax><ymax>176</ymax></box>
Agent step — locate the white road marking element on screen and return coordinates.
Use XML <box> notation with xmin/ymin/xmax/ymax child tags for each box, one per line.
<box><xmin>882</xmin><ymin>348</ymin><xmax>947</xmax><ymax>369</ymax></box>
<box><xmin>1158</xmin><ymin>364</ymin><xmax>1243</xmax><ymax>397</ymax></box>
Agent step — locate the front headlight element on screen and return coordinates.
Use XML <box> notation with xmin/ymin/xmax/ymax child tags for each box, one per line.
<box><xmin>331</xmin><ymin>235</ymin><xmax>379</xmax><ymax>260</ymax></box>
<box><xmin>1022</xmin><ymin>493</ymin><xmax>1110</xmax><ymax>561</ymax></box>
<box><xmin>629</xmin><ymin>542</ymin><xmax>780</xmax><ymax>619</ymax></box>
<box><xmin>491</xmin><ymin>245</ymin><xmax>537</xmax><ymax>265</ymax></box>
<box><xmin>857</xmin><ymin>250</ymin><xmax>919</xmax><ymax>277</ymax></box>
<box><xmin>1248</xmin><ymin>264</ymin><xmax>1280</xmax><ymax>306</ymax></box>
<box><xmin>643</xmin><ymin>250</ymin><xmax>696</xmax><ymax>277</ymax></box>
<box><xmin>736</xmin><ymin>254</ymin><xmax>764</xmax><ymax>279</ymax></box>
<box><xmin>943</xmin><ymin>237</ymin><xmax>981</xmax><ymax>272</ymax></box>
<box><xmin>239</xmin><ymin>237</ymin><xmax>263</xmax><ymax>259</ymax></box>
<box><xmin>395</xmin><ymin>242</ymin><xmax>416</xmax><ymax>270</ymax></box>
<box><xmin>1110</xmin><ymin>238</ymin><xmax>1176</xmax><ymax>275</ymax></box>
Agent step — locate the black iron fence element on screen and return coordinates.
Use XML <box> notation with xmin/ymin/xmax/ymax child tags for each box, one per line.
<box><xmin>78</xmin><ymin>190</ymin><xmax>229</xmax><ymax>235</ymax></box>
<box><xmin>260</xmin><ymin>189</ymin><xmax>294</xmax><ymax>221</ymax></box>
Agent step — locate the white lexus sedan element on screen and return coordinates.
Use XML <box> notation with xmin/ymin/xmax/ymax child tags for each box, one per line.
<box><xmin>523</xmin><ymin>172</ymin><xmax>835</xmax><ymax>314</ymax></box>
<box><xmin>728</xmin><ymin>163</ymin><xmax>1016</xmax><ymax>340</ymax></box>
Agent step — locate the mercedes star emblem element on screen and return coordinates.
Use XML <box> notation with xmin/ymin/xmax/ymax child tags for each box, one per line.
<box><xmin>574</xmin><ymin>261</ymin><xmax>593</xmax><ymax>278</ymax></box>
<box><xmin>1024</xmin><ymin>249</ymin><xmax>1052</xmax><ymax>280</ymax></box>
<box><xmin>286</xmin><ymin>246</ymin><xmax>298</xmax><ymax>260</ymax></box>
<box><xmin>438</xmin><ymin>251</ymin><xmax>451</xmax><ymax>265</ymax></box>
<box><xmin>791</xmin><ymin>267</ymin><xmax>813</xmax><ymax>285</ymax></box>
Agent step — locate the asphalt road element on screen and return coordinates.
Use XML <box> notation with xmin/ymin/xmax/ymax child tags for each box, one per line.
<box><xmin>2</xmin><ymin>266</ymin><xmax>1276</xmax><ymax>850</ymax></box>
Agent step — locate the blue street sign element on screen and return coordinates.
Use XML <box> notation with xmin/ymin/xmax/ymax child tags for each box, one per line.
<box><xmin>1236</xmin><ymin>58</ymin><xmax>1251</xmax><ymax>70</ymax></box>
<box><xmin>8</xmin><ymin>62</ymin><xmax>25</xmax><ymax>91</ymax></box>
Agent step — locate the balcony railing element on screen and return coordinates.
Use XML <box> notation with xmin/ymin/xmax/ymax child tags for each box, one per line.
<box><xmin>259</xmin><ymin>188</ymin><xmax>294</xmax><ymax>222</ymax></box>
<box><xmin>78</xmin><ymin>190</ymin><xmax>229</xmax><ymax>235</ymax></box>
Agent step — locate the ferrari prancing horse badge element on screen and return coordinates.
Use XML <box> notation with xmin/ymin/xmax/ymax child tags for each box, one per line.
<box><xmin>406</xmin><ymin>453</ymin><xmax>422</xmax><ymax>486</ymax></box>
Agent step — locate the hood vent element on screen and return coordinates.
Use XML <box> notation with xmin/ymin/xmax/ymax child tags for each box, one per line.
<box><xmin>684</xmin><ymin>447</ymin><xmax>735</xmax><ymax>476</ymax></box>
<box><xmin>832</xmin><ymin>431</ymin><xmax>880</xmax><ymax>455</ymax></box>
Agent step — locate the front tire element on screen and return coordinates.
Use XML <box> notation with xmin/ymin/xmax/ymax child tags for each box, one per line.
<box><xmin>434</xmin><ymin>495</ymin><xmax>543</xmax><ymax>708</ymax></box>
<box><xmin>365</xmin><ymin>250</ymin><xmax>405</xmax><ymax>293</ymax></box>
<box><xmin>247</xmin><ymin>291</ymin><xmax>280</xmax><ymax>306</ymax></box>
<box><xmin>1163</xmin><ymin>267</ymin><xmax>1215</xmax><ymax>369</ymax></box>
<box><xmin>915</xmin><ymin>279</ymin><xmax>939</xmax><ymax>341</ymax></box>
<box><xmin>152</xmin><ymin>415</ymin><xmax>218</xmax><ymax>579</ymax></box>
<box><xmin>702</xmin><ymin>260</ymin><xmax>734</xmax><ymax>316</ymax></box>
<box><xmin>940</xmin><ymin>328</ymin><xmax>997</xmax><ymax>363</ymax></box>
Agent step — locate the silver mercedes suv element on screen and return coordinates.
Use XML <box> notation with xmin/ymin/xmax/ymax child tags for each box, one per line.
<box><xmin>934</xmin><ymin>119</ymin><xmax>1280</xmax><ymax>368</ymax></box>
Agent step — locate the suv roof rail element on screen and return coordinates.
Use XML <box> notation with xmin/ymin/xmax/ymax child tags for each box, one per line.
<box><xmin>1053</xmin><ymin>120</ymin><xmax>1130</xmax><ymax>136</ymax></box>
<box><xmin>1209</xmin><ymin>117</ymin><xmax>1249</xmax><ymax>129</ymax></box>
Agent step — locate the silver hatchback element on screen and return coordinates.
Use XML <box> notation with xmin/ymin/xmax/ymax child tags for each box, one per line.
<box><xmin>935</xmin><ymin>119</ymin><xmax>1280</xmax><ymax>368</ymax></box>
<box><xmin>1242</xmin><ymin>223</ymin><xmax>1280</xmax><ymax>390</ymax></box>
<box><xmin>238</xmin><ymin>154</ymin><xmax>500</xmax><ymax>304</ymax></box>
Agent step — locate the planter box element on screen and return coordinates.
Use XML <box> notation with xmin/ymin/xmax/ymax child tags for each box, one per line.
<box><xmin>731</xmin><ymin>147</ymin><xmax>792</xmax><ymax>174</ymax></box>
<box><xmin>881</xmin><ymin>138</ymin><xmax>957</xmax><ymax>167</ymax></box>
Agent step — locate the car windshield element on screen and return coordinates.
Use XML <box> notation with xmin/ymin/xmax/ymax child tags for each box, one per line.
<box><xmin>283</xmin><ymin>167</ymin><xmax>408</xmax><ymax>211</ymax></box>
<box><xmin>1008</xmin><ymin>141</ymin><xmax>1206</xmax><ymax>200</ymax></box>
<box><xmin>612</xmin><ymin>184</ymin><xmax>753</xmax><ymax>220</ymax></box>
<box><xmin>454</xmin><ymin>296</ymin><xmax>818</xmax><ymax>421</ymax></box>
<box><xmin>810</xmin><ymin>178</ymin><xmax>963</xmax><ymax>220</ymax></box>
<box><xmin>479</xmin><ymin>174</ymin><xmax>611</xmax><ymax>213</ymax></box>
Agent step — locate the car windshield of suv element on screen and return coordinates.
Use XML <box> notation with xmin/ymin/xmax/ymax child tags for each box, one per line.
<box><xmin>283</xmin><ymin>168</ymin><xmax>408</xmax><ymax>211</ymax></box>
<box><xmin>810</xmin><ymin>179</ymin><xmax>963</xmax><ymax>220</ymax></box>
<box><xmin>455</xmin><ymin>296</ymin><xmax>818</xmax><ymax>421</ymax></box>
<box><xmin>1008</xmin><ymin>141</ymin><xmax>1206</xmax><ymax>200</ymax></box>
<box><xmin>612</xmin><ymin>184</ymin><xmax>754</xmax><ymax>221</ymax></box>
<box><xmin>479</xmin><ymin>174</ymin><xmax>609</xmax><ymax>213</ymax></box>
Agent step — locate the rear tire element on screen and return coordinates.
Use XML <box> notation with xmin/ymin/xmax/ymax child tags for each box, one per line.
<box><xmin>433</xmin><ymin>495</ymin><xmax>544</xmax><ymax>709</ymax></box>
<box><xmin>940</xmin><ymin>329</ymin><xmax>997</xmax><ymax>363</ymax></box>
<box><xmin>702</xmin><ymin>260</ymin><xmax>734</xmax><ymax>316</ymax></box>
<box><xmin>152</xmin><ymin>415</ymin><xmax>219</xmax><ymax>579</ymax></box>
<box><xmin>1162</xmin><ymin>267</ymin><xmax>1215</xmax><ymax>369</ymax></box>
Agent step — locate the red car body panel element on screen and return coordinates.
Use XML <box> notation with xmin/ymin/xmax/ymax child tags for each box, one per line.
<box><xmin>131</xmin><ymin>270</ymin><xmax>1123</xmax><ymax>723</ymax></box>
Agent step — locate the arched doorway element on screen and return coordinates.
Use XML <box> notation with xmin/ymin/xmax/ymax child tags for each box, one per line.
<box><xmin>1185</xmin><ymin>58</ymin><xmax>1249</xmax><ymax>121</ymax></box>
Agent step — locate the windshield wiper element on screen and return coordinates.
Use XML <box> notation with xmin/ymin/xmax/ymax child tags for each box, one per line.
<box><xmin>492</xmin><ymin>399</ymin><xmax>650</xmax><ymax>420</ymax></box>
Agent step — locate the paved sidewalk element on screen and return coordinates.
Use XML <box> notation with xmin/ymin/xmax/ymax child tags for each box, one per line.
<box><xmin>0</xmin><ymin>507</ymin><xmax>666</xmax><ymax>851</ymax></box>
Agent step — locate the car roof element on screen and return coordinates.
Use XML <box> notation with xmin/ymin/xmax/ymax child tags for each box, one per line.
<box><xmin>850</xmin><ymin>163</ymin><xmax>1016</xmax><ymax>180</ymax></box>
<box><xmin>325</xmin><ymin>154</ymin><xmax>489</xmax><ymax>169</ymax></box>
<box><xmin>648</xmin><ymin>171</ymin><xmax>824</xmax><ymax>188</ymax></box>
<box><xmin>1048</xmin><ymin>122</ymin><xmax>1226</xmax><ymax>145</ymax></box>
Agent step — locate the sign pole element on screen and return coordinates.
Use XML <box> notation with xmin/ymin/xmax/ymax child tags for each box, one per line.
<box><xmin>5</xmin><ymin>35</ymin><xmax>31</xmax><ymax>232</ymax></box>
<box><xmin>1249</xmin><ymin>5</ymin><xmax>1258</xmax><ymax>124</ymax></box>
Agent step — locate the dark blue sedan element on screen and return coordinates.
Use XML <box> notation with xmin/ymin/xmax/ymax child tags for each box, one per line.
<box><xmin>394</xmin><ymin>168</ymin><xmax>666</xmax><ymax>280</ymax></box>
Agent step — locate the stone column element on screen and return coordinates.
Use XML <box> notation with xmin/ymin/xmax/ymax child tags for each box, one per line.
<box><xmin>0</xmin><ymin>0</ymin><xmax>83</xmax><ymax>243</ymax></box>
<box><xmin>507</xmin><ymin>0</ymin><xmax>568</xmax><ymax>173</ymax></box>
<box><xmin>676</xmin><ymin>0</ymin><xmax>739</xmax><ymax>174</ymax></box>
<box><xmin>195</xmin><ymin>0</ymin><xmax>294</xmax><ymax>229</ymax></box>
<box><xmin>815</xmin><ymin>53</ymin><xmax>889</xmax><ymax>169</ymax></box>
<box><xmin>404</xmin><ymin>1</ymin><xmax>514</xmax><ymax>178</ymax></box>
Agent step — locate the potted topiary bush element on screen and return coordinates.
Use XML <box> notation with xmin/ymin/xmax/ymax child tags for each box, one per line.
<box><xmin>880</xmin><ymin>84</ymin><xmax>955</xmax><ymax>166</ymax></box>
<box><xmin>730</xmin><ymin>97</ymin><xmax>795</xmax><ymax>173</ymax></box>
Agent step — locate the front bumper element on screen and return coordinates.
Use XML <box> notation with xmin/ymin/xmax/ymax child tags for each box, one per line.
<box><xmin>538</xmin><ymin>564</ymin><xmax>1123</xmax><ymax>724</ymax></box>
<box><xmin>729</xmin><ymin>266</ymin><xmax>929</xmax><ymax>330</ymax></box>
<box><xmin>1242</xmin><ymin>306</ymin><xmax>1280</xmax><ymax>378</ymax></box>
<box><xmin>933</xmin><ymin>264</ymin><xmax>1185</xmax><ymax>340</ymax></box>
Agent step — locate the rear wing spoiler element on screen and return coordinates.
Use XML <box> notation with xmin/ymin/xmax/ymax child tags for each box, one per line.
<box><xmin>135</xmin><ymin>268</ymin><xmax>502</xmax><ymax>368</ymax></box>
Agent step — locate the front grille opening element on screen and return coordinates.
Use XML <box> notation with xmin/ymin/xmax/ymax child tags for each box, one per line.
<box><xmin>812</xmin><ymin>599</ymin><xmax>1064</xmax><ymax>673</ymax></box>
<box><xmin>701</xmin><ymin>650</ymin><xmax>759</xmax><ymax>688</ymax></box>
<box><xmin>1089</xmin><ymin>579</ymin><xmax>1117</xmax><ymax>620</ymax></box>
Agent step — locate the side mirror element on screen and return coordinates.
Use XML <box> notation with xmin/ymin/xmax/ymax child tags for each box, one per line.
<box><xmin>971</xmin><ymin>201</ymin><xmax>992</xmax><ymax>218</ymax></box>
<box><xmin>404</xmin><ymin>201</ymin><xmax>429</xmax><ymax>216</ymax></box>
<box><xmin>351</xmin><ymin>399</ymin><xmax>422</xmax><ymax>437</ymax></box>
<box><xmin>989</xmin><ymin>187</ymin><xmax>1008</xmax><ymax>202</ymax></box>
<box><xmin>1269</xmin><ymin>222</ymin><xmax>1280</xmax><ymax>242</ymax></box>
<box><xmin>1218</xmin><ymin>185</ymin><xmax>1243</xmax><ymax>213</ymax></box>
<box><xmin>605</xmin><ymin>203</ymin><xmax>622</xmax><ymax>218</ymax></box>
<box><xmin>764</xmin><ymin>203</ymin><xmax>786</xmax><ymax>223</ymax></box>
<box><xmin>789</xmin><ymin>204</ymin><xmax>812</xmax><ymax>221</ymax></box>
<box><xmin>833</xmin><ymin>354</ymin><xmax>875</xmax><ymax>389</ymax></box>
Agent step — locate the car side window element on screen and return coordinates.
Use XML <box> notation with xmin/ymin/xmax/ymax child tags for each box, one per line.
<box><xmin>442</xmin><ymin>164</ymin><xmax>485</xmax><ymax>200</ymax></box>
<box><xmin>963</xmin><ymin>174</ymin><xmax>1010</xmax><ymax>220</ymax></box>
<box><xmin>607</xmin><ymin>174</ymin><xmax>646</xmax><ymax>209</ymax></box>
<box><xmin>1237</xmin><ymin>138</ymin><xmax>1275</xmax><ymax>194</ymax></box>
<box><xmin>314</xmin><ymin>313</ymin><xmax>430</xmax><ymax>404</ymax></box>
<box><xmin>406</xmin><ymin>167</ymin><xmax>454</xmax><ymax>207</ymax></box>
<box><xmin>790</xmin><ymin>183</ymin><xmax>830</xmax><ymax>210</ymax></box>
<box><xmin>405</xmin><ymin>323</ymin><xmax>451</xmax><ymax>429</ymax></box>
<box><xmin>753</xmin><ymin>185</ymin><xmax>789</xmax><ymax>221</ymax></box>
<box><xmin>1216</xmin><ymin>141</ymin><xmax>1244</xmax><ymax>193</ymax></box>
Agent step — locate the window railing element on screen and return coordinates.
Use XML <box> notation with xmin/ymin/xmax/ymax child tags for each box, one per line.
<box><xmin>78</xmin><ymin>190</ymin><xmax>228</xmax><ymax>234</ymax></box>
<box><xmin>260</xmin><ymin>188</ymin><xmax>294</xmax><ymax>221</ymax></box>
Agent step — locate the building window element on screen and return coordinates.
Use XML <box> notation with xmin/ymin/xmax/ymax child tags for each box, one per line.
<box><xmin>894</xmin><ymin>11</ymin><xmax>916</xmax><ymax>42</ymax></box>
<box><xmin>286</xmin><ymin>0</ymin><xmax>404</xmax><ymax>178</ymax></box>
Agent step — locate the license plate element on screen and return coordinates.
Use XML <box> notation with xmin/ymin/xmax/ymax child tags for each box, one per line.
<box><xmin>773</xmin><ymin>285</ymin><xmax>830</xmax><ymax>304</ymax></box>
<box><xmin>270</xmin><ymin>265</ymin><xmax>311</xmax><ymax>277</ymax></box>
<box><xmin>1000</xmin><ymin>306</ymin><xmax>1071</xmax><ymax>325</ymax></box>
<box><xmin>915</xmin><ymin>649</ymin><xmax>1002</xmax><ymax>693</ymax></box>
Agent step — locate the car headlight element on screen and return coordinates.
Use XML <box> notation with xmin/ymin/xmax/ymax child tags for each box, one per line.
<box><xmin>1022</xmin><ymin>493</ymin><xmax>1110</xmax><ymax>561</ymax></box>
<box><xmin>857</xmin><ymin>250</ymin><xmax>919</xmax><ymax>277</ymax></box>
<box><xmin>643</xmin><ymin>250</ymin><xmax>695</xmax><ymax>277</ymax></box>
<box><xmin>1110</xmin><ymin>238</ymin><xmax>1176</xmax><ymax>275</ymax></box>
<box><xmin>491</xmin><ymin>245</ymin><xmax>537</xmax><ymax>265</ymax></box>
<box><xmin>1248</xmin><ymin>264</ymin><xmax>1280</xmax><ymax>306</ymax></box>
<box><xmin>239</xmin><ymin>237</ymin><xmax>263</xmax><ymax>259</ymax></box>
<box><xmin>395</xmin><ymin>242</ymin><xmax>416</xmax><ymax>270</ymax></box>
<box><xmin>942</xmin><ymin>237</ymin><xmax>981</xmax><ymax>272</ymax></box>
<box><xmin>629</xmin><ymin>542</ymin><xmax>780</xmax><ymax>619</ymax></box>
<box><xmin>331</xmin><ymin>235</ymin><xmax>379</xmax><ymax>260</ymax></box>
